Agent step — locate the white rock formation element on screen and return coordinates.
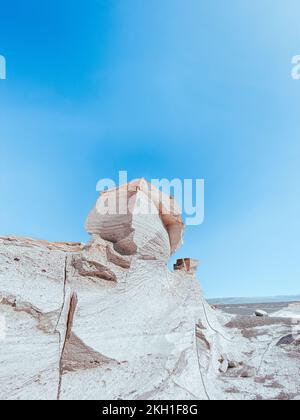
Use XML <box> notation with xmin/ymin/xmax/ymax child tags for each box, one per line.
<box><xmin>272</xmin><ymin>302</ymin><xmax>300</xmax><ymax>319</ymax></box>
<box><xmin>85</xmin><ymin>178</ymin><xmax>184</xmax><ymax>256</ymax></box>
<box><xmin>2</xmin><ymin>179</ymin><xmax>297</xmax><ymax>400</ymax></box>
<box><xmin>0</xmin><ymin>180</ymin><xmax>300</xmax><ymax>400</ymax></box>
<box><xmin>0</xmin><ymin>179</ymin><xmax>231</xmax><ymax>400</ymax></box>
<box><xmin>0</xmin><ymin>238</ymin><xmax>83</xmax><ymax>400</ymax></box>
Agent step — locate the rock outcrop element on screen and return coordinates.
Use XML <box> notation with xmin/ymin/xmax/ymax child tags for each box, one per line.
<box><xmin>0</xmin><ymin>179</ymin><xmax>232</xmax><ymax>400</ymax></box>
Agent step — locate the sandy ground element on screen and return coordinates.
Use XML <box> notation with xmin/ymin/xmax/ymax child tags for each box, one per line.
<box><xmin>214</xmin><ymin>302</ymin><xmax>300</xmax><ymax>400</ymax></box>
<box><xmin>216</xmin><ymin>301</ymin><xmax>295</xmax><ymax>316</ymax></box>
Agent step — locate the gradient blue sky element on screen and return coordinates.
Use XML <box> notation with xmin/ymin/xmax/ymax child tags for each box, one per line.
<box><xmin>0</xmin><ymin>0</ymin><xmax>299</xmax><ymax>298</ymax></box>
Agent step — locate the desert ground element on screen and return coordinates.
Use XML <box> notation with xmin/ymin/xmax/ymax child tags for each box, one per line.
<box><xmin>213</xmin><ymin>301</ymin><xmax>300</xmax><ymax>400</ymax></box>
<box><xmin>217</xmin><ymin>301</ymin><xmax>297</xmax><ymax>316</ymax></box>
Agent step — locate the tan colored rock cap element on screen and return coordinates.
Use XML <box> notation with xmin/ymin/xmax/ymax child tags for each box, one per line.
<box><xmin>85</xmin><ymin>178</ymin><xmax>184</xmax><ymax>255</ymax></box>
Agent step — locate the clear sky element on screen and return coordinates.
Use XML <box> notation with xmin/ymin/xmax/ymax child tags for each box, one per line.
<box><xmin>0</xmin><ymin>0</ymin><xmax>299</xmax><ymax>298</ymax></box>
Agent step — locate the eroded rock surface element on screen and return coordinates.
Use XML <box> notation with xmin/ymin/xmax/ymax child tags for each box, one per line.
<box><xmin>1</xmin><ymin>180</ymin><xmax>299</xmax><ymax>400</ymax></box>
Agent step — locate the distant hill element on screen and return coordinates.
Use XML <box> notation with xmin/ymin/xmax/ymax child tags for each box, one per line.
<box><xmin>208</xmin><ymin>295</ymin><xmax>300</xmax><ymax>305</ymax></box>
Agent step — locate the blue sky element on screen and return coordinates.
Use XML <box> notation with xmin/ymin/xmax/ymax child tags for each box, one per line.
<box><xmin>0</xmin><ymin>0</ymin><xmax>299</xmax><ymax>298</ymax></box>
